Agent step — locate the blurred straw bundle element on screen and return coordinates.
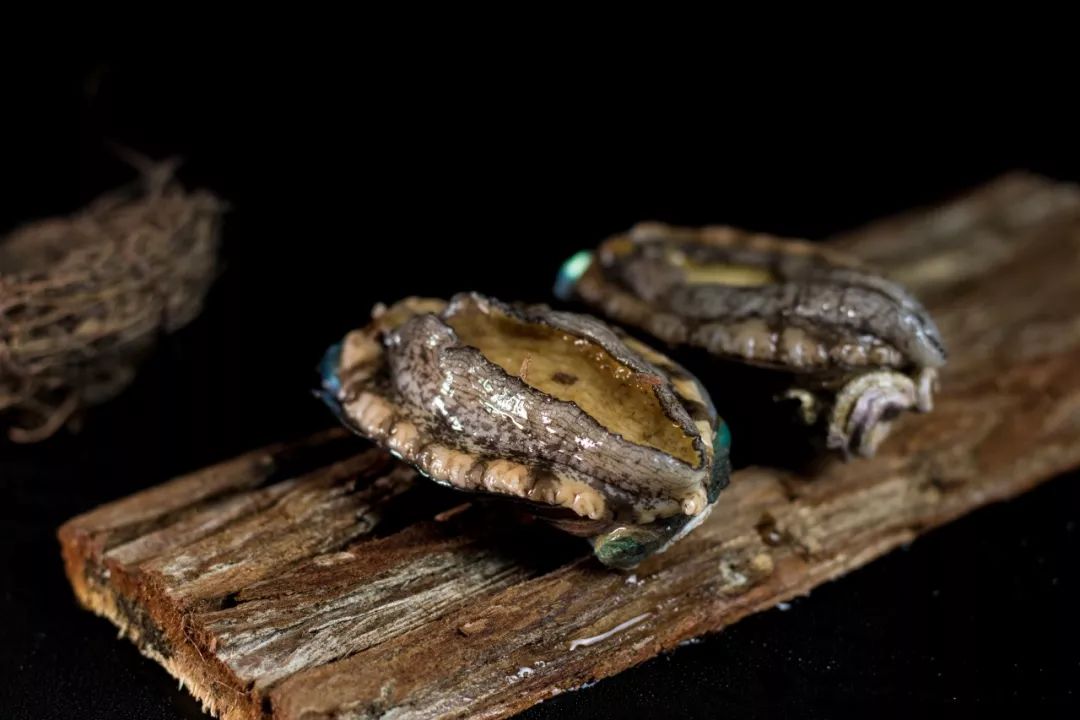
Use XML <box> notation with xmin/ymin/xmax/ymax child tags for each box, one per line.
<box><xmin>0</xmin><ymin>157</ymin><xmax>224</xmax><ymax>442</ymax></box>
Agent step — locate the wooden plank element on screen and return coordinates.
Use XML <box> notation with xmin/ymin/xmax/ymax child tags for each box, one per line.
<box><xmin>59</xmin><ymin>173</ymin><xmax>1080</xmax><ymax>719</ymax></box>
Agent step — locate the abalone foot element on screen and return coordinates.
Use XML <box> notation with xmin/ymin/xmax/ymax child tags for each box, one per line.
<box><xmin>824</xmin><ymin>368</ymin><xmax>938</xmax><ymax>458</ymax></box>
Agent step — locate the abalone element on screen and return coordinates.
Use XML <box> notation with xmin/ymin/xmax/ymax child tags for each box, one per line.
<box><xmin>556</xmin><ymin>222</ymin><xmax>947</xmax><ymax>457</ymax></box>
<box><xmin>317</xmin><ymin>292</ymin><xmax>730</xmax><ymax>569</ymax></box>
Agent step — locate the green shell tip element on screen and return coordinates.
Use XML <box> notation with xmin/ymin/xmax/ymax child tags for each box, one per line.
<box><xmin>708</xmin><ymin>420</ymin><xmax>732</xmax><ymax>502</ymax></box>
<box><xmin>593</xmin><ymin>531</ymin><xmax>650</xmax><ymax>569</ymax></box>
<box><xmin>714</xmin><ymin>419</ymin><xmax>732</xmax><ymax>454</ymax></box>
<box><xmin>554</xmin><ymin>250</ymin><xmax>593</xmax><ymax>301</ymax></box>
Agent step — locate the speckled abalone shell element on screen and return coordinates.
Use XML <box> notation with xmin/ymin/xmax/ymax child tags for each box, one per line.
<box><xmin>318</xmin><ymin>292</ymin><xmax>730</xmax><ymax>568</ymax></box>
<box><xmin>557</xmin><ymin>222</ymin><xmax>947</xmax><ymax>374</ymax></box>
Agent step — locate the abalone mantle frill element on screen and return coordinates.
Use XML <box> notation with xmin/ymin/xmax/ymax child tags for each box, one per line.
<box><xmin>318</xmin><ymin>292</ymin><xmax>730</xmax><ymax>568</ymax></box>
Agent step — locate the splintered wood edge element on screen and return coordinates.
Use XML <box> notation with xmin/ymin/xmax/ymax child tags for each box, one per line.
<box><xmin>57</xmin><ymin>173</ymin><xmax>1080</xmax><ymax>719</ymax></box>
<box><xmin>58</xmin><ymin>428</ymin><xmax>364</xmax><ymax>719</ymax></box>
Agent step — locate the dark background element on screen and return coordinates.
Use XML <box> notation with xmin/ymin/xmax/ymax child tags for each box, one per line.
<box><xmin>1</xmin><ymin>61</ymin><xmax>1078</xmax><ymax>718</ymax></box>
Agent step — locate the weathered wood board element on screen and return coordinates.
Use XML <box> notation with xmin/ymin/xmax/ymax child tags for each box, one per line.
<box><xmin>59</xmin><ymin>174</ymin><xmax>1080</xmax><ymax>719</ymax></box>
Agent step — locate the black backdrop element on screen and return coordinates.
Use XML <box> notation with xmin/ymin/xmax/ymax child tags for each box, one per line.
<box><xmin>2</xmin><ymin>61</ymin><xmax>1078</xmax><ymax>718</ymax></box>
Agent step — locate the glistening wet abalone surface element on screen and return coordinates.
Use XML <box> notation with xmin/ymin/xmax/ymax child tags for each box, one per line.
<box><xmin>556</xmin><ymin>222</ymin><xmax>948</xmax><ymax>457</ymax></box>
<box><xmin>560</xmin><ymin>222</ymin><xmax>946</xmax><ymax>373</ymax></box>
<box><xmin>319</xmin><ymin>292</ymin><xmax>730</xmax><ymax>568</ymax></box>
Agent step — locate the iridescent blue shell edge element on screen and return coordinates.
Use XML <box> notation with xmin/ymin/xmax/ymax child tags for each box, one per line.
<box><xmin>313</xmin><ymin>341</ymin><xmax>347</xmax><ymax>422</ymax></box>
<box><xmin>319</xmin><ymin>341</ymin><xmax>343</xmax><ymax>395</ymax></box>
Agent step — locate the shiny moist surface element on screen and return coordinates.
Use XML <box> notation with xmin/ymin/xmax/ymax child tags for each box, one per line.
<box><xmin>331</xmin><ymin>293</ymin><xmax>720</xmax><ymax>525</ymax></box>
<box><xmin>577</xmin><ymin>223</ymin><xmax>947</xmax><ymax>373</ymax></box>
<box><xmin>445</xmin><ymin>300</ymin><xmax>700</xmax><ymax>464</ymax></box>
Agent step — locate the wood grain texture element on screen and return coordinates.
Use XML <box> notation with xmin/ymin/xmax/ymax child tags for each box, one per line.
<box><xmin>59</xmin><ymin>173</ymin><xmax>1080</xmax><ymax>719</ymax></box>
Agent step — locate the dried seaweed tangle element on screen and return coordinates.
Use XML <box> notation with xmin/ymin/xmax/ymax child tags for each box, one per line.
<box><xmin>0</xmin><ymin>162</ymin><xmax>224</xmax><ymax>442</ymax></box>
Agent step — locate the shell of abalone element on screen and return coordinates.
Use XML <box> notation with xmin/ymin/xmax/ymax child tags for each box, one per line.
<box><xmin>555</xmin><ymin>222</ymin><xmax>947</xmax><ymax>458</ymax></box>
<box><xmin>558</xmin><ymin>221</ymin><xmax>947</xmax><ymax>374</ymax></box>
<box><xmin>318</xmin><ymin>292</ymin><xmax>730</xmax><ymax>568</ymax></box>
